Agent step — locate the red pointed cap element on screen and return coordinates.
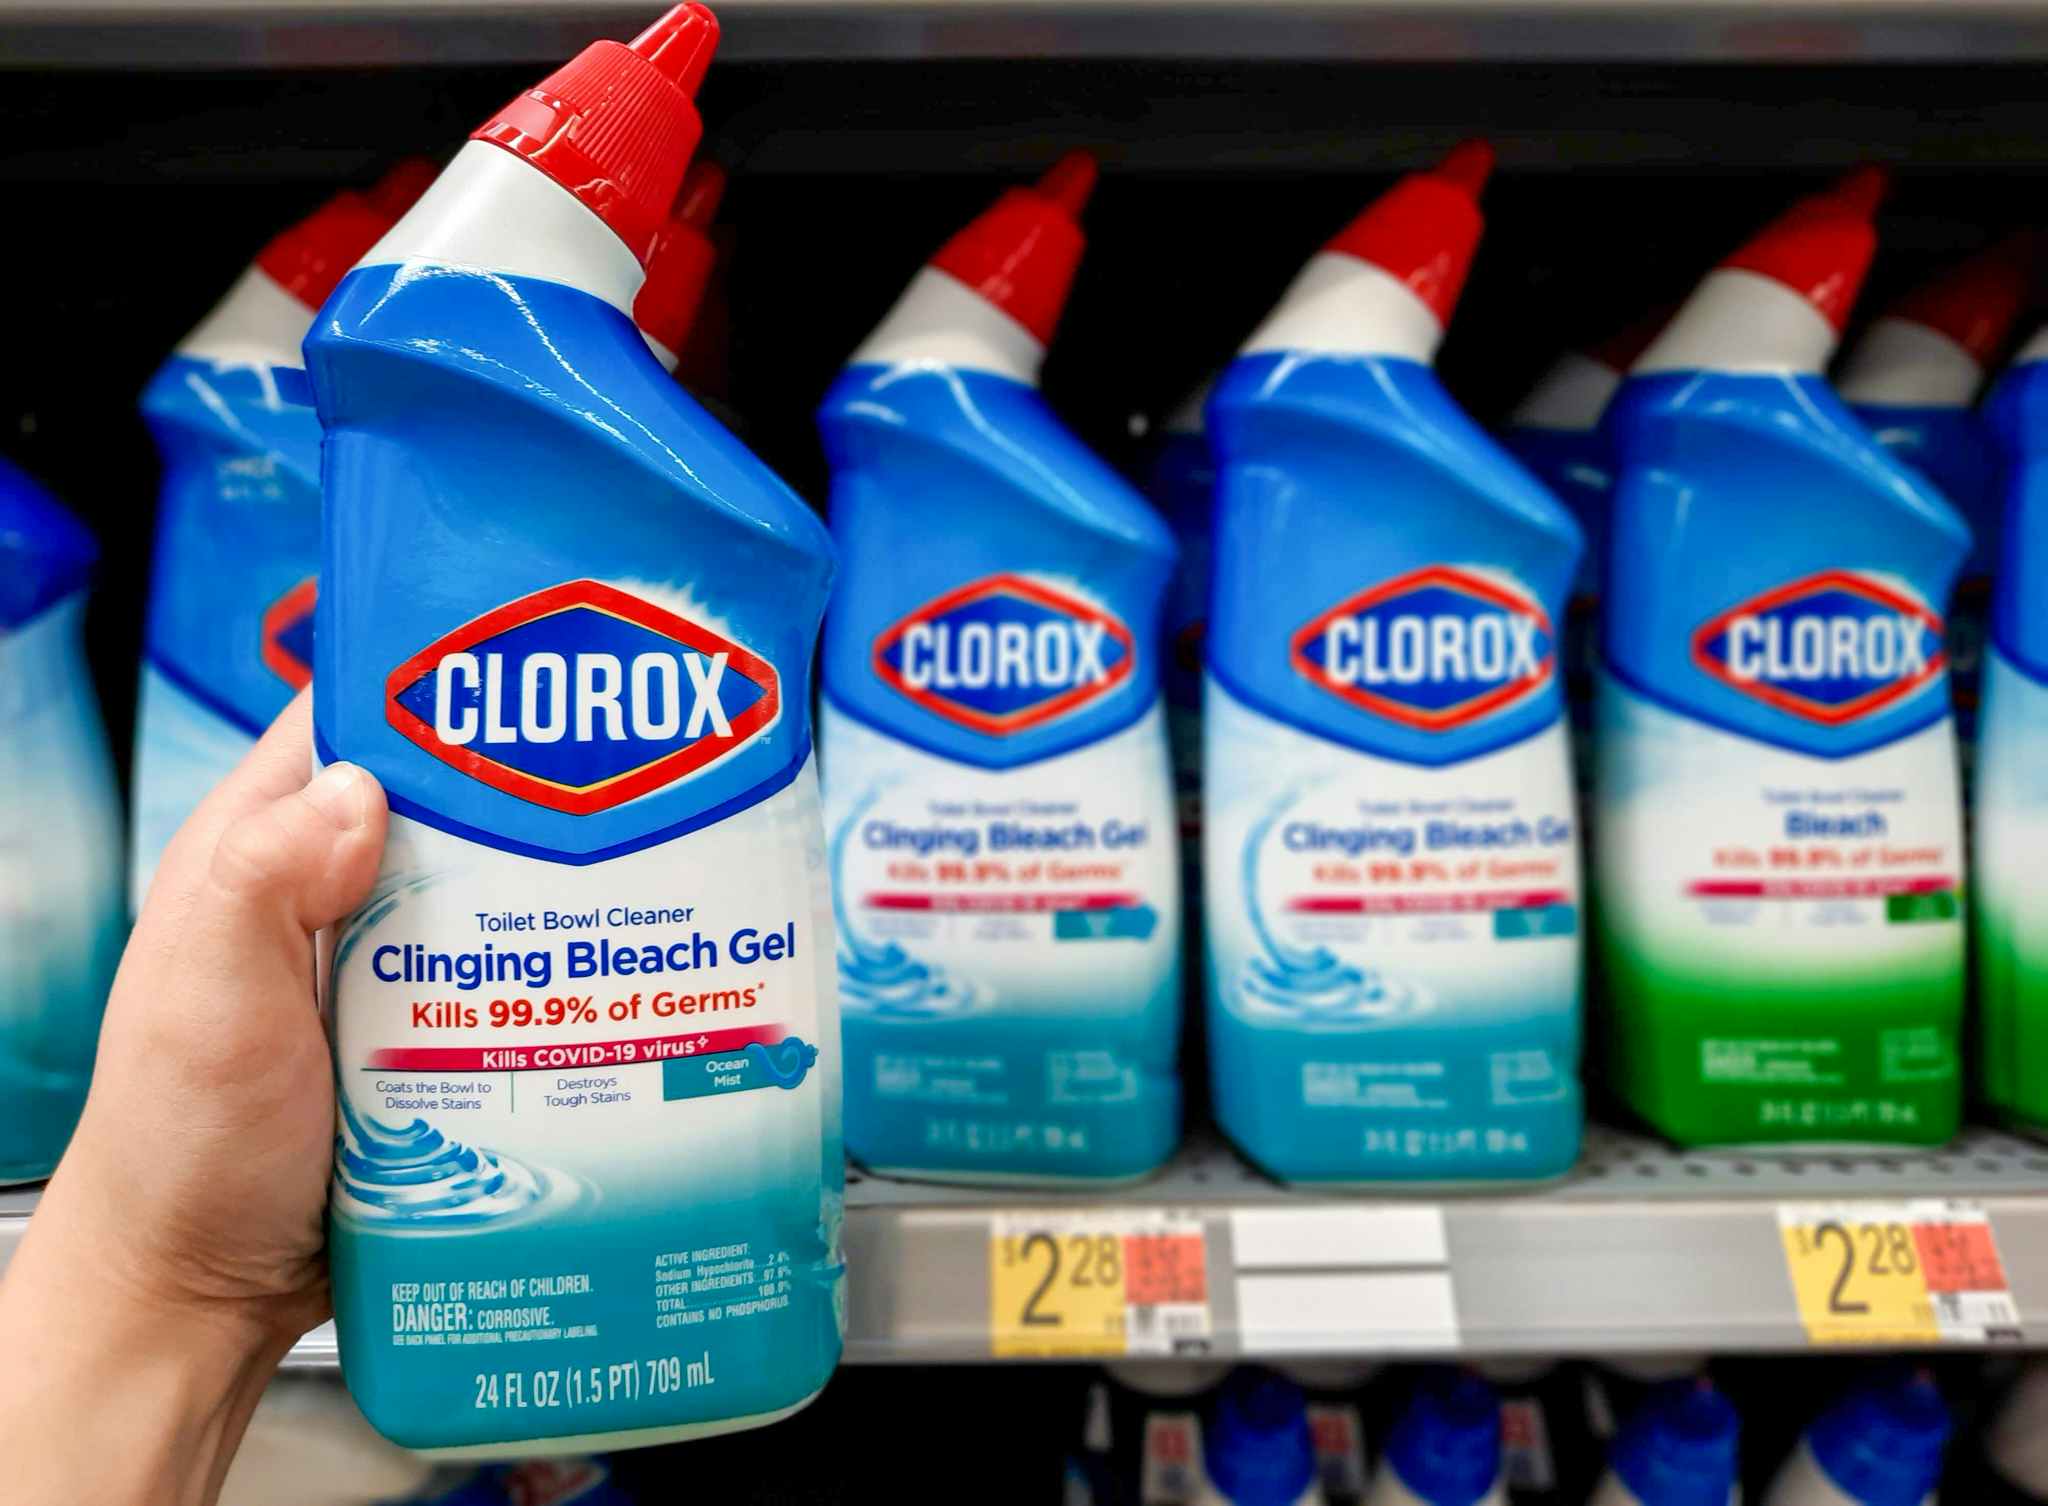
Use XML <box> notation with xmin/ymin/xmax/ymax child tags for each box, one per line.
<box><xmin>471</xmin><ymin>3</ymin><xmax>718</xmax><ymax>267</ymax></box>
<box><xmin>1887</xmin><ymin>231</ymin><xmax>2041</xmax><ymax>365</ymax></box>
<box><xmin>255</xmin><ymin>189</ymin><xmax>399</xmax><ymax>311</ymax></box>
<box><xmin>929</xmin><ymin>150</ymin><xmax>1097</xmax><ymax>347</ymax></box>
<box><xmin>634</xmin><ymin>160</ymin><xmax>727</xmax><ymax>358</ymax></box>
<box><xmin>366</xmin><ymin>157</ymin><xmax>441</xmax><ymax>219</ymax></box>
<box><xmin>1720</xmin><ymin>167</ymin><xmax>1889</xmax><ymax>331</ymax></box>
<box><xmin>1323</xmin><ymin>140</ymin><xmax>1493</xmax><ymax>326</ymax></box>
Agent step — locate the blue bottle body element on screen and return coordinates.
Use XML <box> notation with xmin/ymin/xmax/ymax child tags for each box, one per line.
<box><xmin>1203</xmin><ymin>353</ymin><xmax>1585</xmax><ymax>1184</ymax></box>
<box><xmin>1974</xmin><ymin>357</ymin><xmax>2048</xmax><ymax>1128</ymax></box>
<box><xmin>1850</xmin><ymin>401</ymin><xmax>2001</xmax><ymax>760</ymax></box>
<box><xmin>819</xmin><ymin>363</ymin><xmax>1183</xmax><ymax>1183</ymax></box>
<box><xmin>1597</xmin><ymin>372</ymin><xmax>1970</xmax><ymax>1147</ymax></box>
<box><xmin>135</xmin><ymin>357</ymin><xmax>322</xmax><ymax>911</ymax></box>
<box><xmin>309</xmin><ymin>264</ymin><xmax>842</xmax><ymax>1452</ymax></box>
<box><xmin>1501</xmin><ymin>423</ymin><xmax>1609</xmax><ymax>773</ymax></box>
<box><xmin>0</xmin><ymin>457</ymin><xmax>125</xmax><ymax>1182</ymax></box>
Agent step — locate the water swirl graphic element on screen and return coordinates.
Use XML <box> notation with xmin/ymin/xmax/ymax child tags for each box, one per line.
<box><xmin>1238</xmin><ymin>789</ymin><xmax>1431</xmax><ymax>1019</ymax></box>
<box><xmin>332</xmin><ymin>1095</ymin><xmax>549</xmax><ymax>1227</ymax></box>
<box><xmin>829</xmin><ymin>788</ymin><xmax>983</xmax><ymax>1017</ymax></box>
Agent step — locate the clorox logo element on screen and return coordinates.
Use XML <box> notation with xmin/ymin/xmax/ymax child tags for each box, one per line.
<box><xmin>1692</xmin><ymin>570</ymin><xmax>1945</xmax><ymax>725</ymax></box>
<box><xmin>261</xmin><ymin>576</ymin><xmax>317</xmax><ymax>691</ymax></box>
<box><xmin>1291</xmin><ymin>566</ymin><xmax>1555</xmax><ymax>730</ymax></box>
<box><xmin>385</xmin><ymin>580</ymin><xmax>779</xmax><ymax>814</ymax></box>
<box><xmin>872</xmin><ymin>573</ymin><xmax>1134</xmax><ymax>735</ymax></box>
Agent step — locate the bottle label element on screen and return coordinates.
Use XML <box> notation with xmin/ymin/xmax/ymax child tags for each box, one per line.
<box><xmin>1597</xmin><ymin>669</ymin><xmax>1964</xmax><ymax>1142</ymax></box>
<box><xmin>822</xmin><ymin>701</ymin><xmax>1182</xmax><ymax>1179</ymax></box>
<box><xmin>1204</xmin><ymin>677</ymin><xmax>1582</xmax><ymax>1179</ymax></box>
<box><xmin>1974</xmin><ymin>645</ymin><xmax>2048</xmax><ymax>1126</ymax></box>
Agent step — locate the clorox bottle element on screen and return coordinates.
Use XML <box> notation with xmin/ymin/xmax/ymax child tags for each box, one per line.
<box><xmin>1977</xmin><ymin>324</ymin><xmax>2048</xmax><ymax>1133</ymax></box>
<box><xmin>1587</xmin><ymin>1380</ymin><xmax>1739</xmax><ymax>1506</ymax></box>
<box><xmin>1503</xmin><ymin>310</ymin><xmax>1667</xmax><ymax>781</ymax></box>
<box><xmin>132</xmin><ymin>165</ymin><xmax>431</xmax><ymax>912</ymax></box>
<box><xmin>1762</xmin><ymin>1371</ymin><xmax>1950</xmax><ymax>1506</ymax></box>
<box><xmin>1203</xmin><ymin>142</ymin><xmax>1585</xmax><ymax>1185</ymax></box>
<box><xmin>0</xmin><ymin>456</ymin><xmax>123</xmax><ymax>1184</ymax></box>
<box><xmin>1837</xmin><ymin>233</ymin><xmax>2037</xmax><ymax>780</ymax></box>
<box><xmin>634</xmin><ymin>160</ymin><xmax>726</xmax><ymax>378</ymax></box>
<box><xmin>307</xmin><ymin>4</ymin><xmax>842</xmax><ymax>1453</ymax></box>
<box><xmin>1597</xmin><ymin>171</ymin><xmax>1971</xmax><ymax>1149</ymax></box>
<box><xmin>1198</xmin><ymin>1370</ymin><xmax>1325</xmax><ymax>1506</ymax></box>
<box><xmin>818</xmin><ymin>153</ymin><xmax>1183</xmax><ymax>1184</ymax></box>
<box><xmin>1368</xmin><ymin>1370</ymin><xmax>1506</xmax><ymax>1506</ymax></box>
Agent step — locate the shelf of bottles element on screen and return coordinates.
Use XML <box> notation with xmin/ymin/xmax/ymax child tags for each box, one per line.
<box><xmin>6</xmin><ymin>1126</ymin><xmax>2044</xmax><ymax>1365</ymax></box>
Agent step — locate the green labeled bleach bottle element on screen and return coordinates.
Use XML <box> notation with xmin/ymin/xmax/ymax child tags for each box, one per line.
<box><xmin>1596</xmin><ymin>171</ymin><xmax>1971</xmax><ymax>1149</ymax></box>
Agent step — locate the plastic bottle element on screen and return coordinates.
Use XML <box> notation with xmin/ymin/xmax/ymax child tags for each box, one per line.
<box><xmin>1279</xmin><ymin>1361</ymin><xmax>1379</xmax><ymax>1506</ymax></box>
<box><xmin>1502</xmin><ymin>310</ymin><xmax>1668</xmax><ymax>793</ymax></box>
<box><xmin>1582</xmin><ymin>1357</ymin><xmax>1707</xmax><ymax>1445</ymax></box>
<box><xmin>307</xmin><ymin>4</ymin><xmax>842</xmax><ymax>1453</ymax></box>
<box><xmin>1202</xmin><ymin>142</ymin><xmax>1585</xmax><ymax>1185</ymax></box>
<box><xmin>1199</xmin><ymin>1369</ymin><xmax>1326</xmax><ymax>1506</ymax></box>
<box><xmin>1974</xmin><ymin>324</ymin><xmax>2048</xmax><ymax>1131</ymax></box>
<box><xmin>1101</xmin><ymin>1362</ymin><xmax>1236</xmax><ymax>1506</ymax></box>
<box><xmin>1762</xmin><ymin>1371</ymin><xmax>1950</xmax><ymax>1506</ymax></box>
<box><xmin>1836</xmin><ymin>233</ymin><xmax>2038</xmax><ymax>786</ymax></box>
<box><xmin>1368</xmin><ymin>1370</ymin><xmax>1507</xmax><ymax>1506</ymax></box>
<box><xmin>130</xmin><ymin>165</ymin><xmax>431</xmax><ymax>913</ymax></box>
<box><xmin>1586</xmin><ymin>1379</ymin><xmax>1738</xmax><ymax>1506</ymax></box>
<box><xmin>0</xmin><ymin>455</ymin><xmax>123</xmax><ymax>1183</ymax></box>
<box><xmin>817</xmin><ymin>152</ymin><xmax>1183</xmax><ymax>1184</ymax></box>
<box><xmin>1597</xmin><ymin>170</ymin><xmax>1971</xmax><ymax>1149</ymax></box>
<box><xmin>1476</xmin><ymin>1359</ymin><xmax>1600</xmax><ymax>1503</ymax></box>
<box><xmin>634</xmin><ymin>160</ymin><xmax>727</xmax><ymax>376</ymax></box>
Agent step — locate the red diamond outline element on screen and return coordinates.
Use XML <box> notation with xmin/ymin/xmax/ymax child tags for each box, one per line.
<box><xmin>1290</xmin><ymin>564</ymin><xmax>1556</xmax><ymax>731</ymax></box>
<box><xmin>871</xmin><ymin>572</ymin><xmax>1136</xmax><ymax>736</ymax></box>
<box><xmin>261</xmin><ymin>575</ymin><xmax>318</xmax><ymax>691</ymax></box>
<box><xmin>384</xmin><ymin>579</ymin><xmax>781</xmax><ymax>815</ymax></box>
<box><xmin>1691</xmin><ymin>569</ymin><xmax>1946</xmax><ymax>726</ymax></box>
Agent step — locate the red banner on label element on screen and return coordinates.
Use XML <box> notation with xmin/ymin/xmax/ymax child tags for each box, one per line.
<box><xmin>1687</xmin><ymin>875</ymin><xmax>1955</xmax><ymax>900</ymax></box>
<box><xmin>367</xmin><ymin>1023</ymin><xmax>786</xmax><ymax>1073</ymax></box>
<box><xmin>1288</xmin><ymin>890</ymin><xmax>1568</xmax><ymax>915</ymax></box>
<box><xmin>863</xmin><ymin>892</ymin><xmax>1140</xmax><ymax>913</ymax></box>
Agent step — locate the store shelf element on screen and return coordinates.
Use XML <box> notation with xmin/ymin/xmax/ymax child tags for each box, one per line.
<box><xmin>6</xmin><ymin>1126</ymin><xmax>2047</xmax><ymax>1366</ymax></box>
<box><xmin>8</xmin><ymin>0</ymin><xmax>2048</xmax><ymax>69</ymax></box>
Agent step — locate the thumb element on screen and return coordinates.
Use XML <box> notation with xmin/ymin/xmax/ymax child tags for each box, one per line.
<box><xmin>199</xmin><ymin>761</ymin><xmax>389</xmax><ymax>943</ymax></box>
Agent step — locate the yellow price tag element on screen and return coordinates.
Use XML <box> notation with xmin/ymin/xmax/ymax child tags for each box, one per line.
<box><xmin>988</xmin><ymin>1212</ymin><xmax>1210</xmax><ymax>1359</ymax></box>
<box><xmin>1778</xmin><ymin>1202</ymin><xmax>1945</xmax><ymax>1345</ymax></box>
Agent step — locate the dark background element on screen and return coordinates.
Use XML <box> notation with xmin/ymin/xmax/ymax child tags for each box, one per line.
<box><xmin>0</xmin><ymin>57</ymin><xmax>2043</xmax><ymax>775</ymax></box>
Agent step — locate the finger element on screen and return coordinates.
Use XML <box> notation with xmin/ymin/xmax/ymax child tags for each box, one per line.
<box><xmin>140</xmin><ymin>692</ymin><xmax>324</xmax><ymax>930</ymax></box>
<box><xmin>199</xmin><ymin>761</ymin><xmax>390</xmax><ymax>940</ymax></box>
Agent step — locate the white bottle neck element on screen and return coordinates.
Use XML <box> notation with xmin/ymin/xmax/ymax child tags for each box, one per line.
<box><xmin>177</xmin><ymin>266</ymin><xmax>315</xmax><ymax>368</ymax></box>
<box><xmin>357</xmin><ymin>140</ymin><xmax>644</xmax><ymax>317</ymax></box>
<box><xmin>848</xmin><ymin>265</ymin><xmax>1046</xmax><ymax>386</ymax></box>
<box><xmin>1240</xmin><ymin>252</ymin><xmax>1445</xmax><ymax>364</ymax></box>
<box><xmin>1510</xmin><ymin>350</ymin><xmax>1622</xmax><ymax>431</ymax></box>
<box><xmin>1106</xmin><ymin>1360</ymin><xmax>1232</xmax><ymax>1398</ymax></box>
<box><xmin>641</xmin><ymin>331</ymin><xmax>681</xmax><ymax>373</ymax></box>
<box><xmin>1633</xmin><ymin>269</ymin><xmax>1839</xmax><ymax>377</ymax></box>
<box><xmin>1837</xmin><ymin>315</ymin><xmax>1984</xmax><ymax>408</ymax></box>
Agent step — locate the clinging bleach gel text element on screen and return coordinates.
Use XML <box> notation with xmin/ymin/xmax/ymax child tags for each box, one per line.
<box><xmin>309</xmin><ymin>5</ymin><xmax>843</xmax><ymax>1453</ymax></box>
<box><xmin>818</xmin><ymin>154</ymin><xmax>1184</xmax><ymax>1185</ymax></box>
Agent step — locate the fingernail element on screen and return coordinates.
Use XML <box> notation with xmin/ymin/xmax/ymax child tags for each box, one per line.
<box><xmin>304</xmin><ymin>762</ymin><xmax>369</xmax><ymax>830</ymax></box>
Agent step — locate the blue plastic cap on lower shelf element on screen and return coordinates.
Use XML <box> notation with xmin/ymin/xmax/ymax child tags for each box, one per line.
<box><xmin>1612</xmin><ymin>1378</ymin><xmax>1740</xmax><ymax>1506</ymax></box>
<box><xmin>1205</xmin><ymin>1368</ymin><xmax>1317</xmax><ymax>1506</ymax></box>
<box><xmin>1808</xmin><ymin>1368</ymin><xmax>1952</xmax><ymax>1506</ymax></box>
<box><xmin>1386</xmin><ymin>1367</ymin><xmax>1502</xmax><ymax>1506</ymax></box>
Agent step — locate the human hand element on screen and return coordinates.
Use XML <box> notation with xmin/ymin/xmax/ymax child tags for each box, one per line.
<box><xmin>0</xmin><ymin>692</ymin><xmax>387</xmax><ymax>1505</ymax></box>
